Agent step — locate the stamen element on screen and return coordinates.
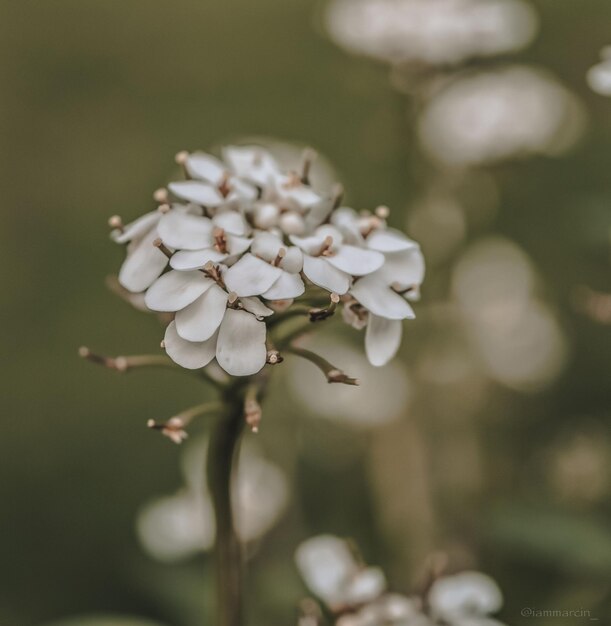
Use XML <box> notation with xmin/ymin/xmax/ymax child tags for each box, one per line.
<box><xmin>153</xmin><ymin>188</ymin><xmax>169</xmax><ymax>203</ymax></box>
<box><xmin>157</xmin><ymin>203</ymin><xmax>171</xmax><ymax>214</ymax></box>
<box><xmin>108</xmin><ymin>215</ymin><xmax>124</xmax><ymax>232</ymax></box>
<box><xmin>227</xmin><ymin>291</ymin><xmax>239</xmax><ymax>305</ymax></box>
<box><xmin>266</xmin><ymin>350</ymin><xmax>283</xmax><ymax>364</ymax></box>
<box><xmin>375</xmin><ymin>205</ymin><xmax>390</xmax><ymax>219</ymax></box>
<box><xmin>309</xmin><ymin>292</ymin><xmax>340</xmax><ymax>322</ymax></box>
<box><xmin>153</xmin><ymin>238</ymin><xmax>173</xmax><ymax>259</ymax></box>
<box><xmin>202</xmin><ymin>262</ymin><xmax>226</xmax><ymax>288</ymax></box>
<box><xmin>218</xmin><ymin>171</ymin><xmax>232</xmax><ymax>198</ymax></box>
<box><xmin>213</xmin><ymin>227</ymin><xmax>228</xmax><ymax>254</ymax></box>
<box><xmin>175</xmin><ymin>151</ymin><xmax>190</xmax><ymax>179</ymax></box>
<box><xmin>272</xmin><ymin>247</ymin><xmax>287</xmax><ymax>267</ymax></box>
<box><xmin>318</xmin><ymin>235</ymin><xmax>334</xmax><ymax>257</ymax></box>
<box><xmin>300</xmin><ymin>147</ymin><xmax>317</xmax><ymax>184</ymax></box>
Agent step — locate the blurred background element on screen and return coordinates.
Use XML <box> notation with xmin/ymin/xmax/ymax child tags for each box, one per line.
<box><xmin>1</xmin><ymin>0</ymin><xmax>610</xmax><ymax>624</ymax></box>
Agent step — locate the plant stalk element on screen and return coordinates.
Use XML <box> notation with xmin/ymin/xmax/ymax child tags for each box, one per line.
<box><xmin>207</xmin><ymin>382</ymin><xmax>247</xmax><ymax>626</ymax></box>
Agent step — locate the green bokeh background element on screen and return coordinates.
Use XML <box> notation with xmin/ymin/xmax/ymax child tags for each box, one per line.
<box><xmin>1</xmin><ymin>1</ymin><xmax>610</xmax><ymax>624</ymax></box>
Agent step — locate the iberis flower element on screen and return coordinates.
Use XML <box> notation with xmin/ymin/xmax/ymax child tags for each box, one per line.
<box><xmin>109</xmin><ymin>146</ymin><xmax>425</xmax><ymax>377</ymax></box>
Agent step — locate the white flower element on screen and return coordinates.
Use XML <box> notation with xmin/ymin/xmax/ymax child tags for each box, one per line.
<box><xmin>418</xmin><ymin>66</ymin><xmax>586</xmax><ymax>166</ymax></box>
<box><xmin>158</xmin><ymin>207</ymin><xmax>252</xmax><ymax>271</ymax></box>
<box><xmin>290</xmin><ymin>225</ymin><xmax>385</xmax><ymax>294</ymax></box>
<box><xmin>428</xmin><ymin>571</ymin><xmax>504</xmax><ymax>625</ymax></box>
<box><xmin>587</xmin><ymin>46</ymin><xmax>611</xmax><ymax>96</ymax></box>
<box><xmin>137</xmin><ymin>436</ymin><xmax>288</xmax><ymax>562</ymax></box>
<box><xmin>109</xmin><ymin>144</ymin><xmax>425</xmax><ymax>376</ymax></box>
<box><xmin>224</xmin><ymin>231</ymin><xmax>305</xmax><ymax>300</ymax></box>
<box><xmin>295</xmin><ymin>535</ymin><xmax>387</xmax><ymax>611</ymax></box>
<box><xmin>325</xmin><ymin>0</ymin><xmax>537</xmax><ymax>66</ymax></box>
<box><xmin>144</xmin><ymin>269</ymin><xmax>271</xmax><ymax>376</ymax></box>
<box><xmin>331</xmin><ymin>208</ymin><xmax>425</xmax><ymax>366</ymax></box>
<box><xmin>111</xmin><ymin>211</ymin><xmax>167</xmax><ymax>292</ymax></box>
<box><xmin>170</xmin><ymin>151</ymin><xmax>258</xmax><ymax>207</ymax></box>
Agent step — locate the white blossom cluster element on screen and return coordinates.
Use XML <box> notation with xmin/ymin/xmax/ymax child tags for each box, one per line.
<box><xmin>111</xmin><ymin>146</ymin><xmax>424</xmax><ymax>376</ymax></box>
<box><xmin>325</xmin><ymin>0</ymin><xmax>537</xmax><ymax>67</ymax></box>
<box><xmin>296</xmin><ymin>535</ymin><xmax>507</xmax><ymax>626</ymax></box>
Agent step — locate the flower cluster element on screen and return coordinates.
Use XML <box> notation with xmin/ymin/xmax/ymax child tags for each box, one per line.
<box><xmin>296</xmin><ymin>535</ymin><xmax>507</xmax><ymax>626</ymax></box>
<box><xmin>110</xmin><ymin>146</ymin><xmax>424</xmax><ymax>376</ymax></box>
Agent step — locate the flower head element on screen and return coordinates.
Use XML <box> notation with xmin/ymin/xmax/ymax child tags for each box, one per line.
<box><xmin>110</xmin><ymin>145</ymin><xmax>425</xmax><ymax>375</ymax></box>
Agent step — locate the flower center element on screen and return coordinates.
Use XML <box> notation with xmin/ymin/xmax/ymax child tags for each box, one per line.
<box><xmin>213</xmin><ymin>227</ymin><xmax>229</xmax><ymax>254</ymax></box>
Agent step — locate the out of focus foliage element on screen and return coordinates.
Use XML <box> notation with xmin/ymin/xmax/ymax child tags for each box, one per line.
<box><xmin>1</xmin><ymin>1</ymin><xmax>610</xmax><ymax>625</ymax></box>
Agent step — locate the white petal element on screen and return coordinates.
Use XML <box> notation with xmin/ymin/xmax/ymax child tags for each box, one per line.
<box><xmin>216</xmin><ymin>309</ymin><xmax>267</xmax><ymax>376</ymax></box>
<box><xmin>295</xmin><ymin>535</ymin><xmax>357</xmax><ymax>607</ymax></box>
<box><xmin>170</xmin><ymin>248</ymin><xmax>228</xmax><ymax>271</ymax></box>
<box><xmin>289</xmin><ymin>233</ymin><xmax>327</xmax><ymax>255</ymax></box>
<box><xmin>429</xmin><ymin>572</ymin><xmax>503</xmax><ymax>620</ymax></box>
<box><xmin>366</xmin><ymin>228</ymin><xmax>418</xmax><ymax>252</ymax></box>
<box><xmin>330</xmin><ymin>207</ymin><xmax>364</xmax><ymax>246</ymax></box>
<box><xmin>145</xmin><ymin>270</ymin><xmax>214</xmax><ymax>312</ymax></box>
<box><xmin>253</xmin><ymin>203</ymin><xmax>280</xmax><ymax>229</ymax></box>
<box><xmin>169</xmin><ymin>181</ymin><xmax>224</xmax><ymax>206</ymax></box>
<box><xmin>225</xmin><ymin>178</ymin><xmax>258</xmax><ymax>202</ymax></box>
<box><xmin>239</xmin><ymin>296</ymin><xmax>275</xmax><ymax>318</ymax></box>
<box><xmin>213</xmin><ymin>211</ymin><xmax>250</xmax><ymax>236</ymax></box>
<box><xmin>378</xmin><ymin>248</ymin><xmax>426</xmax><ymax>290</ymax></box>
<box><xmin>222</xmin><ymin>146</ymin><xmax>280</xmax><ymax>186</ymax></box>
<box><xmin>282</xmin><ymin>246</ymin><xmax>303</xmax><ymax>273</ymax></box>
<box><xmin>345</xmin><ymin>567</ymin><xmax>387</xmax><ymax>605</ymax></box>
<box><xmin>185</xmin><ymin>152</ymin><xmax>226</xmax><ymax>184</ymax></box>
<box><xmin>365</xmin><ymin>315</ymin><xmax>402</xmax><ymax>367</ymax></box>
<box><xmin>251</xmin><ymin>231</ymin><xmax>284</xmax><ymax>262</ymax></box>
<box><xmin>227</xmin><ymin>234</ymin><xmax>253</xmax><ymax>256</ymax></box>
<box><xmin>350</xmin><ymin>274</ymin><xmax>415</xmax><ymax>320</ymax></box>
<box><xmin>164</xmin><ymin>321</ymin><xmax>216</xmax><ymax>369</ymax></box>
<box><xmin>223</xmin><ymin>253</ymin><xmax>283</xmax><ymax>297</ymax></box>
<box><xmin>274</xmin><ymin>175</ymin><xmax>322</xmax><ymax>207</ymax></box>
<box><xmin>263</xmin><ymin>271</ymin><xmax>305</xmax><ymax>300</ymax></box>
<box><xmin>175</xmin><ymin>284</ymin><xmax>228</xmax><ymax>342</ymax></box>
<box><xmin>158</xmin><ymin>211</ymin><xmax>213</xmax><ymax>250</ymax></box>
<box><xmin>303</xmin><ymin>255</ymin><xmax>351</xmax><ymax>294</ymax></box>
<box><xmin>326</xmin><ymin>245</ymin><xmax>384</xmax><ymax>276</ymax></box>
<box><xmin>118</xmin><ymin>228</ymin><xmax>168</xmax><ymax>292</ymax></box>
<box><xmin>112</xmin><ymin>211</ymin><xmax>160</xmax><ymax>244</ymax></box>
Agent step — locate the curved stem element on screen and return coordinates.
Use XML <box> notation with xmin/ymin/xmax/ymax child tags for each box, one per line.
<box><xmin>207</xmin><ymin>382</ymin><xmax>247</xmax><ymax>626</ymax></box>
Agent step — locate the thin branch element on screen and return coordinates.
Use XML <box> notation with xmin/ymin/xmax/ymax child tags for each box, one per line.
<box><xmin>286</xmin><ymin>345</ymin><xmax>359</xmax><ymax>386</ymax></box>
<box><xmin>148</xmin><ymin>400</ymin><xmax>223</xmax><ymax>444</ymax></box>
<box><xmin>78</xmin><ymin>347</ymin><xmax>175</xmax><ymax>373</ymax></box>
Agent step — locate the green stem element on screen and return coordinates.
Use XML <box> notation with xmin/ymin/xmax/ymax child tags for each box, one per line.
<box><xmin>207</xmin><ymin>381</ymin><xmax>247</xmax><ymax>626</ymax></box>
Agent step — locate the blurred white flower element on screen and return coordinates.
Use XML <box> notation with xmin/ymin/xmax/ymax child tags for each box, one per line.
<box><xmin>289</xmin><ymin>337</ymin><xmax>410</xmax><ymax>426</ymax></box>
<box><xmin>586</xmin><ymin>46</ymin><xmax>611</xmax><ymax>96</ymax></box>
<box><xmin>428</xmin><ymin>571</ymin><xmax>503</xmax><ymax>625</ymax></box>
<box><xmin>295</xmin><ymin>535</ymin><xmax>386</xmax><ymax>611</ymax></box>
<box><xmin>111</xmin><ymin>145</ymin><xmax>424</xmax><ymax>375</ymax></box>
<box><xmin>296</xmin><ymin>535</ymin><xmax>507</xmax><ymax>626</ymax></box>
<box><xmin>418</xmin><ymin>66</ymin><xmax>585</xmax><ymax>166</ymax></box>
<box><xmin>452</xmin><ymin>237</ymin><xmax>567</xmax><ymax>390</ymax></box>
<box><xmin>137</xmin><ymin>436</ymin><xmax>288</xmax><ymax>562</ymax></box>
<box><xmin>325</xmin><ymin>0</ymin><xmax>537</xmax><ymax>66</ymax></box>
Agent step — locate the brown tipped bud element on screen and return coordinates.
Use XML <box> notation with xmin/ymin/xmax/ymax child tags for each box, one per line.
<box><xmin>108</xmin><ymin>215</ymin><xmax>123</xmax><ymax>230</ymax></box>
<box><xmin>157</xmin><ymin>203</ymin><xmax>171</xmax><ymax>214</ymax></box>
<box><xmin>375</xmin><ymin>205</ymin><xmax>390</xmax><ymax>219</ymax></box>
<box><xmin>153</xmin><ymin>188</ymin><xmax>169</xmax><ymax>203</ymax></box>
<box><xmin>330</xmin><ymin>292</ymin><xmax>340</xmax><ymax>304</ymax></box>
<box><xmin>175</xmin><ymin>150</ymin><xmax>189</xmax><ymax>165</ymax></box>
<box><xmin>78</xmin><ymin>346</ymin><xmax>91</xmax><ymax>358</ymax></box>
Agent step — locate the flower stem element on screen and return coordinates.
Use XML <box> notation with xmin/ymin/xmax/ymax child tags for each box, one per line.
<box><xmin>207</xmin><ymin>381</ymin><xmax>247</xmax><ymax>626</ymax></box>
